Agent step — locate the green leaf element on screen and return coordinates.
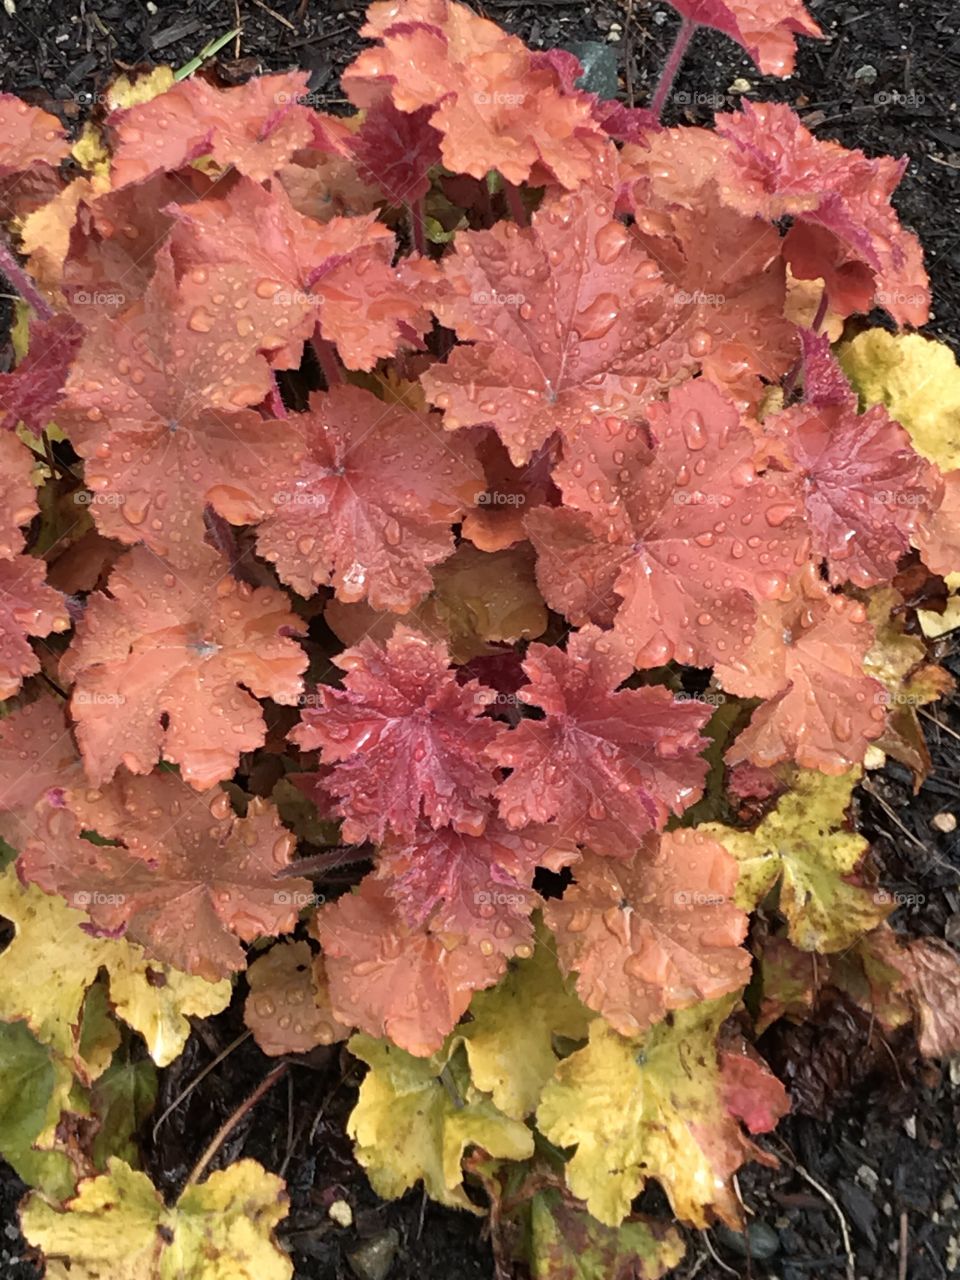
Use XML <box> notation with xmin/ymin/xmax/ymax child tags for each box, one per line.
<box><xmin>90</xmin><ymin>1052</ymin><xmax>157</xmax><ymax>1171</ymax></box>
<box><xmin>0</xmin><ymin>1021</ymin><xmax>76</xmax><ymax>1199</ymax></box>
<box><xmin>529</xmin><ymin>1189</ymin><xmax>685</xmax><ymax>1280</ymax></box>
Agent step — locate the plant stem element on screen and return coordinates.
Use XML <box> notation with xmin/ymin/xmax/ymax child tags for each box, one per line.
<box><xmin>184</xmin><ymin>1062</ymin><xmax>288</xmax><ymax>1189</ymax></box>
<box><xmin>650</xmin><ymin>16</ymin><xmax>698</xmax><ymax>120</ymax></box>
<box><xmin>312</xmin><ymin>328</ymin><xmax>342</xmax><ymax>388</ymax></box>
<box><xmin>811</xmin><ymin>286</ymin><xmax>830</xmax><ymax>334</ymax></box>
<box><xmin>0</xmin><ymin>237</ymin><xmax>53</xmax><ymax>322</ymax></box>
<box><xmin>408</xmin><ymin>197</ymin><xmax>427</xmax><ymax>256</ymax></box>
<box><xmin>503</xmin><ymin>179</ymin><xmax>528</xmax><ymax>227</ymax></box>
<box><xmin>265</xmin><ymin>373</ymin><xmax>288</xmax><ymax>419</ymax></box>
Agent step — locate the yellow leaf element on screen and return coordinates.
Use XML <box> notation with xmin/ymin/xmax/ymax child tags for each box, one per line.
<box><xmin>71</xmin><ymin>123</ymin><xmax>110</xmax><ymax>181</ymax></box>
<box><xmin>347</xmin><ymin>1034</ymin><xmax>534</xmax><ymax>1211</ymax></box>
<box><xmin>107</xmin><ymin>66</ymin><xmax>175</xmax><ymax>112</ymax></box>
<box><xmin>838</xmin><ymin>330</ymin><xmax>960</xmax><ymax>471</ymax></box>
<box><xmin>536</xmin><ymin>999</ymin><xmax>750</xmax><ymax>1229</ymax></box>
<box><xmin>21</xmin><ymin>1156</ymin><xmax>292</xmax><ymax>1280</ymax></box>
<box><xmin>919</xmin><ymin>573</ymin><xmax>960</xmax><ymax>639</ymax></box>
<box><xmin>0</xmin><ymin>866</ymin><xmax>230</xmax><ymax>1072</ymax></box>
<box><xmin>459</xmin><ymin>929</ymin><xmax>592</xmax><ymax>1119</ymax></box>
<box><xmin>701</xmin><ymin>770</ymin><xmax>888</xmax><ymax>952</ymax></box>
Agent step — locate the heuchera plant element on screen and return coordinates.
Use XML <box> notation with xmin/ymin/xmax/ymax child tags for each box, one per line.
<box><xmin>2</xmin><ymin>0</ymin><xmax>960</xmax><ymax>1274</ymax></box>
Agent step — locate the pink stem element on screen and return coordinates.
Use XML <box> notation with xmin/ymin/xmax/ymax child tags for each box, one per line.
<box><xmin>0</xmin><ymin>237</ymin><xmax>53</xmax><ymax>321</ymax></box>
<box><xmin>265</xmin><ymin>373</ymin><xmax>289</xmax><ymax>419</ymax></box>
<box><xmin>503</xmin><ymin>179</ymin><xmax>528</xmax><ymax>227</ymax></box>
<box><xmin>811</xmin><ymin>286</ymin><xmax>830</xmax><ymax>334</ymax></box>
<box><xmin>408</xmin><ymin>197</ymin><xmax>427</xmax><ymax>256</ymax></box>
<box><xmin>312</xmin><ymin>327</ymin><xmax>342</xmax><ymax>387</ymax></box>
<box><xmin>650</xmin><ymin>16</ymin><xmax>698</xmax><ymax>121</ymax></box>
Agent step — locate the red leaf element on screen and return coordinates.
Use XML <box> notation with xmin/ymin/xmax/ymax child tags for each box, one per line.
<box><xmin>350</xmin><ymin>98</ymin><xmax>442</xmax><ymax>205</ymax></box>
<box><xmin>488</xmin><ymin>625</ymin><xmax>711</xmax><ymax>857</ymax></box>
<box><xmin>719</xmin><ymin>1046</ymin><xmax>791</xmax><ymax>1132</ymax></box>
<box><xmin>0</xmin><ymin>556</ymin><xmax>70</xmax><ymax>700</ymax></box>
<box><xmin>0</xmin><ymin>433</ymin><xmax>39</xmax><ymax>559</ymax></box>
<box><xmin>61</xmin><ymin>545</ymin><xmax>306</xmax><ymax>790</ymax></box>
<box><xmin>423</xmin><ymin>188</ymin><xmax>708</xmax><ymax>465</ymax></box>
<box><xmin>19</xmin><ymin>777</ymin><xmax>308</xmax><ymax>980</ymax></box>
<box><xmin>544</xmin><ymin>830</ymin><xmax>751</xmax><ymax>1035</ymax></box>
<box><xmin>667</xmin><ymin>0</ymin><xmax>822</xmax><ymax>76</ymax></box>
<box><xmin>798</xmin><ymin>328</ymin><xmax>851</xmax><ymax>407</ymax></box>
<box><xmin>0</xmin><ymin>94</ymin><xmax>69</xmax><ymax>176</ymax></box>
<box><xmin>312</xmin><ymin>873</ymin><xmax>513</xmax><ymax>1056</ymax></box>
<box><xmin>255</xmin><ymin>385</ymin><xmax>480</xmax><ymax>609</ymax></box>
<box><xmin>776</xmin><ymin>399</ymin><xmax>940</xmax><ymax>586</ymax></box>
<box><xmin>528</xmin><ymin>380</ymin><xmax>808</xmax><ymax>667</ymax></box>
<box><xmin>61</xmin><ymin>171</ymin><xmax>212</xmax><ymax>317</ymax></box>
<box><xmin>290</xmin><ymin>626</ymin><xmax>499</xmax><ymax>843</ymax></box>
<box><xmin>714</xmin><ymin>103</ymin><xmax>930</xmax><ymax>326</ymax></box>
<box><xmin>0</xmin><ymin>313</ymin><xmax>83</xmax><ymax>434</ymax></box>
<box><xmin>59</xmin><ymin>249</ymin><xmax>302</xmax><ymax>562</ymax></box>
<box><xmin>108</xmin><ymin>72</ymin><xmax>324</xmax><ymax>187</ymax></box>
<box><xmin>377</xmin><ymin>817</ymin><xmax>574</xmax><ymax>928</ymax></box>
<box><xmin>720</xmin><ymin>570</ymin><xmax>886</xmax><ymax>772</ymax></box>
<box><xmin>916</xmin><ymin>471</ymin><xmax>960</xmax><ymax>578</ymax></box>
<box><xmin>0</xmin><ymin>693</ymin><xmax>80</xmax><ymax>823</ymax></box>
<box><xmin>628</xmin><ymin>196</ymin><xmax>797</xmax><ymax>407</ymax></box>
<box><xmin>169</xmin><ymin>175</ymin><xmax>435</xmax><ymax>373</ymax></box>
<box><xmin>461</xmin><ymin>431</ymin><xmax>553</xmax><ymax>553</ymax></box>
<box><xmin>343</xmin><ymin>0</ymin><xmax>610</xmax><ymax>189</ymax></box>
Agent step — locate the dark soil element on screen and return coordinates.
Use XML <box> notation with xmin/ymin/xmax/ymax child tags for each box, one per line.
<box><xmin>2</xmin><ymin>2</ymin><xmax>960</xmax><ymax>1279</ymax></box>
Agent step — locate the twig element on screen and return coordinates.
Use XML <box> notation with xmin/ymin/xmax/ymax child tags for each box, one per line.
<box><xmin>899</xmin><ymin>1210</ymin><xmax>909</xmax><ymax>1280</ymax></box>
<box><xmin>778</xmin><ymin>1150</ymin><xmax>855</xmax><ymax>1280</ymax></box>
<box><xmin>184</xmin><ymin>1061</ymin><xmax>288</xmax><ymax>1189</ymax></box>
<box><xmin>153</xmin><ymin>1029</ymin><xmax>251</xmax><ymax>1141</ymax></box>
<box><xmin>252</xmin><ymin>0</ymin><xmax>296</xmax><ymax>30</ymax></box>
<box><xmin>701</xmin><ymin>1230</ymin><xmax>738</xmax><ymax>1276</ymax></box>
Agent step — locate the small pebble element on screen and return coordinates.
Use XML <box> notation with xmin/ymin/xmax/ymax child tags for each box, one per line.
<box><xmin>854</xmin><ymin>64</ymin><xmax>878</xmax><ymax>84</ymax></box>
<box><xmin>933</xmin><ymin>812</ymin><xmax>957</xmax><ymax>833</ymax></box>
<box><xmin>729</xmin><ymin>77</ymin><xmax>753</xmax><ymax>94</ymax></box>
<box><xmin>329</xmin><ymin>1199</ymin><xmax>353</xmax><ymax>1228</ymax></box>
<box><xmin>904</xmin><ymin>1114</ymin><xmax>917</xmax><ymax>1139</ymax></box>
<box><xmin>348</xmin><ymin>1229</ymin><xmax>400</xmax><ymax>1280</ymax></box>
<box><xmin>715</xmin><ymin>1221</ymin><xmax>780</xmax><ymax>1261</ymax></box>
